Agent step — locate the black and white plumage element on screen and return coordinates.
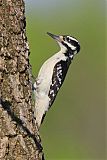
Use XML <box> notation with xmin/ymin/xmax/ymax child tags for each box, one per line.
<box><xmin>34</xmin><ymin>32</ymin><xmax>80</xmax><ymax>128</ymax></box>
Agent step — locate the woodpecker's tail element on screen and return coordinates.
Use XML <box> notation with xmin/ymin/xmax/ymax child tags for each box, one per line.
<box><xmin>34</xmin><ymin>98</ymin><xmax>48</xmax><ymax>129</ymax></box>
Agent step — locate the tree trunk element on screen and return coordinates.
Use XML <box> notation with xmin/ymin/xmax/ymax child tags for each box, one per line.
<box><xmin>0</xmin><ymin>0</ymin><xmax>44</xmax><ymax>159</ymax></box>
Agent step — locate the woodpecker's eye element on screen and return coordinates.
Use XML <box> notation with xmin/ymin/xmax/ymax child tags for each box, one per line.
<box><xmin>66</xmin><ymin>37</ymin><xmax>71</xmax><ymax>42</ymax></box>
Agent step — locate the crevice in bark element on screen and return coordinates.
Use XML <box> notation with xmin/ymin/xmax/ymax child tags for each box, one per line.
<box><xmin>1</xmin><ymin>98</ymin><xmax>42</xmax><ymax>148</ymax></box>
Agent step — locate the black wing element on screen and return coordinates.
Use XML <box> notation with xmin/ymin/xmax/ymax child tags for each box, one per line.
<box><xmin>48</xmin><ymin>58</ymin><xmax>71</xmax><ymax>107</ymax></box>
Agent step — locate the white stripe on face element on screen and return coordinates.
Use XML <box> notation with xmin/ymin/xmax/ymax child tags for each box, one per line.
<box><xmin>67</xmin><ymin>36</ymin><xmax>78</xmax><ymax>43</ymax></box>
<box><xmin>64</xmin><ymin>41</ymin><xmax>77</xmax><ymax>51</ymax></box>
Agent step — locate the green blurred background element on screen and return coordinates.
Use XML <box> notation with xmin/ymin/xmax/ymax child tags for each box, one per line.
<box><xmin>25</xmin><ymin>0</ymin><xmax>106</xmax><ymax>159</ymax></box>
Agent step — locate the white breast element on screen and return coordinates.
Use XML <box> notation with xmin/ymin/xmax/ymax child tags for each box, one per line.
<box><xmin>36</xmin><ymin>51</ymin><xmax>67</xmax><ymax>96</ymax></box>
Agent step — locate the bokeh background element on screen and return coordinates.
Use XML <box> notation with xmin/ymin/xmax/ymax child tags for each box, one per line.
<box><xmin>25</xmin><ymin>0</ymin><xmax>106</xmax><ymax>159</ymax></box>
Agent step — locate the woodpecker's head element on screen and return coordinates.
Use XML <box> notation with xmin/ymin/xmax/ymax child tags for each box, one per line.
<box><xmin>47</xmin><ymin>32</ymin><xmax>80</xmax><ymax>56</ymax></box>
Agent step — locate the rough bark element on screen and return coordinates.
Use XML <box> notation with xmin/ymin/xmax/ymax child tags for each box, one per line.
<box><xmin>0</xmin><ymin>0</ymin><xmax>44</xmax><ymax>159</ymax></box>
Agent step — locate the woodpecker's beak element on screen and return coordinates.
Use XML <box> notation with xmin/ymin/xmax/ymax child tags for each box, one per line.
<box><xmin>47</xmin><ymin>32</ymin><xmax>63</xmax><ymax>43</ymax></box>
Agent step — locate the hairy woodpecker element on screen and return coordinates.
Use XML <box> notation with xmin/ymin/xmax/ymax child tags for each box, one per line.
<box><xmin>34</xmin><ymin>32</ymin><xmax>80</xmax><ymax>128</ymax></box>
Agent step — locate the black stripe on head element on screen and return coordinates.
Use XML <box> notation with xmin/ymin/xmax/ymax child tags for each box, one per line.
<box><xmin>66</xmin><ymin>36</ymin><xmax>79</xmax><ymax>48</ymax></box>
<box><xmin>69</xmin><ymin>39</ymin><xmax>78</xmax><ymax>48</ymax></box>
<box><xmin>62</xmin><ymin>36</ymin><xmax>80</xmax><ymax>53</ymax></box>
<box><xmin>67</xmin><ymin>36</ymin><xmax>80</xmax><ymax>53</ymax></box>
<box><xmin>66</xmin><ymin>35</ymin><xmax>78</xmax><ymax>43</ymax></box>
<box><xmin>62</xmin><ymin>41</ymin><xmax>74</xmax><ymax>58</ymax></box>
<box><xmin>62</xmin><ymin>41</ymin><xmax>72</xmax><ymax>51</ymax></box>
